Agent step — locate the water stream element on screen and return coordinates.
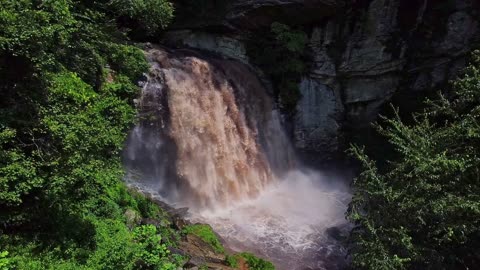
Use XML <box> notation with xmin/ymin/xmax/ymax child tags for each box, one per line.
<box><xmin>124</xmin><ymin>47</ymin><xmax>350</xmax><ymax>269</ymax></box>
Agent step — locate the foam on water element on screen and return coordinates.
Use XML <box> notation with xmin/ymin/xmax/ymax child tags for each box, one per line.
<box><xmin>189</xmin><ymin>169</ymin><xmax>350</xmax><ymax>270</ymax></box>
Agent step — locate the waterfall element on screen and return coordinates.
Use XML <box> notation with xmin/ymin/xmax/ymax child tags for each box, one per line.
<box><xmin>124</xmin><ymin>46</ymin><xmax>350</xmax><ymax>270</ymax></box>
<box><xmin>125</xmin><ymin>47</ymin><xmax>294</xmax><ymax>209</ymax></box>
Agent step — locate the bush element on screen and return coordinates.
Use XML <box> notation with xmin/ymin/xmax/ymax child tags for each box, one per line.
<box><xmin>86</xmin><ymin>219</ymin><xmax>138</xmax><ymax>270</ymax></box>
<box><xmin>109</xmin><ymin>0</ymin><xmax>174</xmax><ymax>35</ymax></box>
<box><xmin>0</xmin><ymin>251</ymin><xmax>13</xmax><ymax>270</ymax></box>
<box><xmin>348</xmin><ymin>51</ymin><xmax>480</xmax><ymax>269</ymax></box>
<box><xmin>239</xmin><ymin>252</ymin><xmax>275</xmax><ymax>270</ymax></box>
<box><xmin>225</xmin><ymin>254</ymin><xmax>239</xmax><ymax>268</ymax></box>
<box><xmin>108</xmin><ymin>44</ymin><xmax>149</xmax><ymax>81</ymax></box>
<box><xmin>132</xmin><ymin>225</ymin><xmax>178</xmax><ymax>269</ymax></box>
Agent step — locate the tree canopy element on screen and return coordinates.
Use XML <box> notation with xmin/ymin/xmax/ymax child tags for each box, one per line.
<box><xmin>348</xmin><ymin>51</ymin><xmax>480</xmax><ymax>269</ymax></box>
<box><xmin>0</xmin><ymin>1</ymin><xmax>180</xmax><ymax>269</ymax></box>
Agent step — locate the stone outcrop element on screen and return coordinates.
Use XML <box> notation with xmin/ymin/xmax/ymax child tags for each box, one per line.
<box><xmin>294</xmin><ymin>77</ymin><xmax>343</xmax><ymax>153</ymax></box>
<box><xmin>166</xmin><ymin>0</ymin><xmax>480</xmax><ymax>158</ymax></box>
<box><xmin>172</xmin><ymin>0</ymin><xmax>344</xmax><ymax>31</ymax></box>
<box><xmin>225</xmin><ymin>0</ymin><xmax>343</xmax><ymax>28</ymax></box>
<box><xmin>163</xmin><ymin>30</ymin><xmax>249</xmax><ymax>63</ymax></box>
<box><xmin>295</xmin><ymin>0</ymin><xmax>479</xmax><ymax>157</ymax></box>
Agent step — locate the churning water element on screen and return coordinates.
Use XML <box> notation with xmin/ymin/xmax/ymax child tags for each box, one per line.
<box><xmin>124</xmin><ymin>47</ymin><xmax>350</xmax><ymax>269</ymax></box>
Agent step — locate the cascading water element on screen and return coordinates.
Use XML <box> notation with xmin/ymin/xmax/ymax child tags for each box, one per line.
<box><xmin>124</xmin><ymin>46</ymin><xmax>350</xmax><ymax>269</ymax></box>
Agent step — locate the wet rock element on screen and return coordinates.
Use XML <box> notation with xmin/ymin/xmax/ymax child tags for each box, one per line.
<box><xmin>140</xmin><ymin>217</ymin><xmax>163</xmax><ymax>227</ymax></box>
<box><xmin>168</xmin><ymin>246</ymin><xmax>188</xmax><ymax>257</ymax></box>
<box><xmin>180</xmin><ymin>234</ymin><xmax>226</xmax><ymax>264</ymax></box>
<box><xmin>295</xmin><ymin>77</ymin><xmax>343</xmax><ymax>157</ymax></box>
<box><xmin>172</xmin><ymin>215</ymin><xmax>189</xmax><ymax>230</ymax></box>
<box><xmin>326</xmin><ymin>226</ymin><xmax>348</xmax><ymax>242</ymax></box>
<box><xmin>184</xmin><ymin>256</ymin><xmax>207</xmax><ymax>268</ymax></box>
<box><xmin>163</xmin><ymin>31</ymin><xmax>248</xmax><ymax>63</ymax></box>
<box><xmin>167</xmin><ymin>207</ymin><xmax>190</xmax><ymax>230</ymax></box>
<box><xmin>165</xmin><ymin>0</ymin><xmax>480</xmax><ymax>157</ymax></box>
<box><xmin>168</xmin><ymin>207</ymin><xmax>189</xmax><ymax>217</ymax></box>
<box><xmin>296</xmin><ymin>0</ymin><xmax>479</xmax><ymax>155</ymax></box>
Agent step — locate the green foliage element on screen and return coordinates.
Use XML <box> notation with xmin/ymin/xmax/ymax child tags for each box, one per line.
<box><xmin>109</xmin><ymin>0</ymin><xmax>174</xmax><ymax>35</ymax></box>
<box><xmin>239</xmin><ymin>252</ymin><xmax>275</xmax><ymax>270</ymax></box>
<box><xmin>247</xmin><ymin>22</ymin><xmax>308</xmax><ymax>114</ymax></box>
<box><xmin>132</xmin><ymin>225</ymin><xmax>179</xmax><ymax>270</ymax></box>
<box><xmin>224</xmin><ymin>252</ymin><xmax>275</xmax><ymax>270</ymax></box>
<box><xmin>86</xmin><ymin>219</ymin><xmax>138</xmax><ymax>270</ymax></box>
<box><xmin>108</xmin><ymin>44</ymin><xmax>149</xmax><ymax>81</ymax></box>
<box><xmin>0</xmin><ymin>0</ymin><xmax>76</xmax><ymax>68</ymax></box>
<box><xmin>183</xmin><ymin>224</ymin><xmax>225</xmax><ymax>254</ymax></box>
<box><xmin>225</xmin><ymin>254</ymin><xmax>239</xmax><ymax>268</ymax></box>
<box><xmin>348</xmin><ymin>50</ymin><xmax>480</xmax><ymax>269</ymax></box>
<box><xmin>48</xmin><ymin>72</ymin><xmax>97</xmax><ymax>104</ymax></box>
<box><xmin>0</xmin><ymin>251</ymin><xmax>12</xmax><ymax>270</ymax></box>
<box><xmin>0</xmin><ymin>0</ymin><xmax>176</xmax><ymax>269</ymax></box>
<box><xmin>2</xmin><ymin>217</ymin><xmax>182</xmax><ymax>270</ymax></box>
<box><xmin>0</xmin><ymin>128</ymin><xmax>41</xmax><ymax>208</ymax></box>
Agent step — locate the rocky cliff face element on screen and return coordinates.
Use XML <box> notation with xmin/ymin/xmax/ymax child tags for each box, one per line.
<box><xmin>164</xmin><ymin>0</ymin><xmax>479</xmax><ymax>158</ymax></box>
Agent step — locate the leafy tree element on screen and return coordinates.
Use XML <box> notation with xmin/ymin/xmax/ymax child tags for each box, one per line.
<box><xmin>0</xmin><ymin>0</ymin><xmax>179</xmax><ymax>269</ymax></box>
<box><xmin>348</xmin><ymin>51</ymin><xmax>480</xmax><ymax>269</ymax></box>
<box><xmin>109</xmin><ymin>0</ymin><xmax>174</xmax><ymax>35</ymax></box>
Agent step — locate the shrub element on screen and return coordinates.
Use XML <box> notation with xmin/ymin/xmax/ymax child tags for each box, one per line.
<box><xmin>109</xmin><ymin>0</ymin><xmax>174</xmax><ymax>35</ymax></box>
<box><xmin>348</xmin><ymin>51</ymin><xmax>480</xmax><ymax>269</ymax></box>
<box><xmin>239</xmin><ymin>252</ymin><xmax>275</xmax><ymax>270</ymax></box>
<box><xmin>183</xmin><ymin>224</ymin><xmax>225</xmax><ymax>253</ymax></box>
<box><xmin>108</xmin><ymin>44</ymin><xmax>149</xmax><ymax>81</ymax></box>
<box><xmin>132</xmin><ymin>225</ymin><xmax>176</xmax><ymax>269</ymax></box>
<box><xmin>0</xmin><ymin>251</ymin><xmax>13</xmax><ymax>270</ymax></box>
<box><xmin>225</xmin><ymin>254</ymin><xmax>239</xmax><ymax>268</ymax></box>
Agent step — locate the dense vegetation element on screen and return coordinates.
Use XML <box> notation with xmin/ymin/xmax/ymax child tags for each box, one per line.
<box><xmin>225</xmin><ymin>253</ymin><xmax>275</xmax><ymax>270</ymax></box>
<box><xmin>0</xmin><ymin>0</ymin><xmax>183</xmax><ymax>269</ymax></box>
<box><xmin>8</xmin><ymin>1</ymin><xmax>479</xmax><ymax>270</ymax></box>
<box><xmin>247</xmin><ymin>22</ymin><xmax>309</xmax><ymax>114</ymax></box>
<box><xmin>348</xmin><ymin>51</ymin><xmax>480</xmax><ymax>269</ymax></box>
<box><xmin>0</xmin><ymin>1</ymin><xmax>277</xmax><ymax>269</ymax></box>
